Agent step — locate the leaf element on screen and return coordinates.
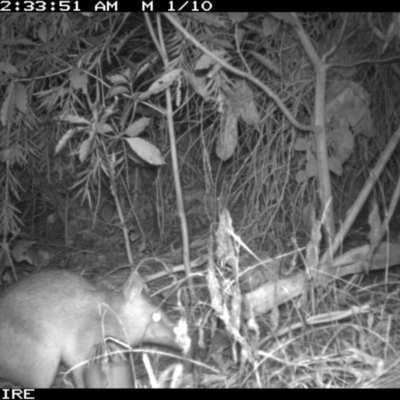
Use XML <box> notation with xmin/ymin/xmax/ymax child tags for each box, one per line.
<box><xmin>79</xmin><ymin>130</ymin><xmax>95</xmax><ymax>162</ymax></box>
<box><xmin>0</xmin><ymin>61</ymin><xmax>18</xmax><ymax>74</ymax></box>
<box><xmin>345</xmin><ymin>105</ymin><xmax>365</xmax><ymax>127</ymax></box>
<box><xmin>368</xmin><ymin>199</ymin><xmax>381</xmax><ymax>245</ymax></box>
<box><xmin>294</xmin><ymin>138</ymin><xmax>309</xmax><ymax>151</ymax></box>
<box><xmin>129</xmin><ymin>232</ymin><xmax>140</xmax><ymax>243</ymax></box>
<box><xmin>325</xmin><ymin>81</ymin><xmax>370</xmax><ymax>125</ymax></box>
<box><xmin>123</xmin><ymin>118</ymin><xmax>150</xmax><ymax>137</ymax></box>
<box><xmin>207</xmin><ymin>38</ymin><xmax>234</xmax><ymax>50</ymax></box>
<box><xmin>270</xmin><ymin>306</ymin><xmax>280</xmax><ymax>332</ymax></box>
<box><xmin>114</xmin><ymin>34</ymin><xmax>130</xmax><ymax>53</ymax></box>
<box><xmin>235</xmin><ymin>80</ymin><xmax>259</xmax><ymax>125</ymax></box>
<box><xmin>249</xmin><ymin>51</ymin><xmax>280</xmax><ymax>76</ymax></box>
<box><xmin>269</xmin><ymin>12</ymin><xmax>298</xmax><ymax>26</ymax></box>
<box><xmin>327</xmin><ymin>128</ymin><xmax>354</xmax><ymax>162</ymax></box>
<box><xmin>107</xmin><ymin>85</ymin><xmax>129</xmax><ymax>99</ymax></box>
<box><xmin>306</xmin><ymin>156</ymin><xmax>317</xmax><ymax>178</ymax></box>
<box><xmin>240</xmin><ymin>100</ymin><xmax>259</xmax><ymax>125</ymax></box>
<box><xmin>0</xmin><ymin>83</ymin><xmax>15</xmax><ymax>126</ymax></box>
<box><xmin>124</xmin><ymin>137</ymin><xmax>165</xmax><ymax>165</ymax></box>
<box><xmin>0</xmin><ymin>149</ymin><xmax>10</xmax><ymax>162</ymax></box>
<box><xmin>108</xmin><ymin>73</ymin><xmax>130</xmax><ymax>85</ymax></box>
<box><xmin>148</xmin><ymin>68</ymin><xmax>182</xmax><ymax>93</ymax></box>
<box><xmin>38</xmin><ymin>24</ymin><xmax>47</xmax><ymax>43</ymax></box>
<box><xmin>195</xmin><ymin>50</ymin><xmax>226</xmax><ymax>70</ymax></box>
<box><xmin>216</xmin><ymin>108</ymin><xmax>238</xmax><ymax>161</ymax></box>
<box><xmin>138</xmin><ymin>69</ymin><xmax>182</xmax><ymax>100</ymax></box>
<box><xmin>328</xmin><ymin>156</ymin><xmax>343</xmax><ymax>176</ymax></box>
<box><xmin>185</xmin><ymin>72</ymin><xmax>209</xmax><ymax>100</ymax></box>
<box><xmin>262</xmin><ymin>15</ymin><xmax>279</xmax><ymax>36</ymax></box>
<box><xmin>235</xmin><ymin>79</ymin><xmax>254</xmax><ymax>102</ymax></box>
<box><xmin>227</xmin><ymin>13</ymin><xmax>248</xmax><ymax>23</ymax></box>
<box><xmin>342</xmin><ymin>66</ymin><xmax>357</xmax><ymax>78</ymax></box>
<box><xmin>302</xmin><ymin>202</ymin><xmax>313</xmax><ymax>230</ymax></box>
<box><xmin>136</xmin><ymin>55</ymin><xmax>158</xmax><ymax>78</ymax></box>
<box><xmin>337</xmin><ymin>129</ymin><xmax>354</xmax><ymax>161</ymax></box>
<box><xmin>69</xmin><ymin>67</ymin><xmax>88</xmax><ymax>94</ymax></box>
<box><xmin>47</xmin><ymin>213</ymin><xmax>57</xmax><ymax>224</ymax></box>
<box><xmin>97</xmin><ymin>123</ymin><xmax>113</xmax><ymax>134</ymax></box>
<box><xmin>1</xmin><ymin>39</ymin><xmax>36</xmax><ymax>46</ymax></box>
<box><xmin>295</xmin><ymin>169</ymin><xmax>308</xmax><ymax>184</ymax></box>
<box><xmin>15</xmin><ymin>83</ymin><xmax>27</xmax><ymax>114</ymax></box>
<box><xmin>195</xmin><ymin>54</ymin><xmax>214</xmax><ymax>70</ymax></box>
<box><xmin>55</xmin><ymin>129</ymin><xmax>76</xmax><ymax>154</ymax></box>
<box><xmin>186</xmin><ymin>13</ymin><xmax>227</xmax><ymax>28</ymax></box>
<box><xmin>59</xmin><ymin>115</ymin><xmax>91</xmax><ymax>125</ymax></box>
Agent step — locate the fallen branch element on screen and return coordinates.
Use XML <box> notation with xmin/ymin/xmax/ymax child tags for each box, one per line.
<box><xmin>245</xmin><ymin>241</ymin><xmax>400</xmax><ymax>316</ymax></box>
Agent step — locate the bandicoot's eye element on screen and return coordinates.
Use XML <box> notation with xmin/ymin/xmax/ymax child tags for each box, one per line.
<box><xmin>152</xmin><ymin>312</ymin><xmax>161</xmax><ymax>322</ymax></box>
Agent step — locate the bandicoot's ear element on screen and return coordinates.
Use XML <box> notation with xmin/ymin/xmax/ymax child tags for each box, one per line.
<box><xmin>123</xmin><ymin>271</ymin><xmax>145</xmax><ymax>300</ymax></box>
